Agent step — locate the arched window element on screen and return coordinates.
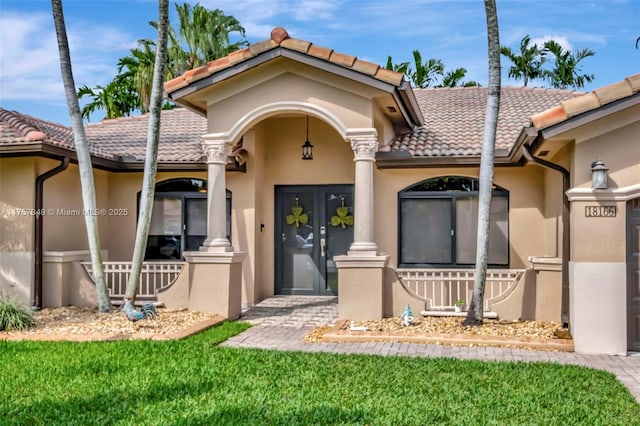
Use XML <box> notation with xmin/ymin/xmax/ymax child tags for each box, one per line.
<box><xmin>398</xmin><ymin>176</ymin><xmax>509</xmax><ymax>267</ymax></box>
<box><xmin>141</xmin><ymin>178</ymin><xmax>231</xmax><ymax>260</ymax></box>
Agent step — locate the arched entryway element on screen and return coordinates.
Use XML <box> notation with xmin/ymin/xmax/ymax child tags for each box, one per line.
<box><xmin>628</xmin><ymin>197</ymin><xmax>640</xmax><ymax>351</ymax></box>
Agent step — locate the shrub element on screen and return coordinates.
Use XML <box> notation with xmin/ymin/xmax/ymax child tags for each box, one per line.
<box><xmin>0</xmin><ymin>295</ymin><xmax>36</xmax><ymax>331</ymax></box>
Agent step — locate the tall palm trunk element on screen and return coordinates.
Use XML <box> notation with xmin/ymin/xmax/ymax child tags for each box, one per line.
<box><xmin>125</xmin><ymin>0</ymin><xmax>169</xmax><ymax>299</ymax></box>
<box><xmin>464</xmin><ymin>0</ymin><xmax>501</xmax><ymax>326</ymax></box>
<box><xmin>51</xmin><ymin>0</ymin><xmax>111</xmax><ymax>312</ymax></box>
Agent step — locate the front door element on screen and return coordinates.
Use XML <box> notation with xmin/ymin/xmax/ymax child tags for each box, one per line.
<box><xmin>628</xmin><ymin>197</ymin><xmax>640</xmax><ymax>351</ymax></box>
<box><xmin>275</xmin><ymin>185</ymin><xmax>354</xmax><ymax>295</ymax></box>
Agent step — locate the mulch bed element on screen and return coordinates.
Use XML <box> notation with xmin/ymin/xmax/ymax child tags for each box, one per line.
<box><xmin>304</xmin><ymin>317</ymin><xmax>574</xmax><ymax>351</ymax></box>
<box><xmin>0</xmin><ymin>306</ymin><xmax>224</xmax><ymax>341</ymax></box>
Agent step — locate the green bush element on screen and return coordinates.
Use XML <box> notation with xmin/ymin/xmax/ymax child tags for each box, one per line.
<box><xmin>0</xmin><ymin>295</ymin><xmax>36</xmax><ymax>331</ymax></box>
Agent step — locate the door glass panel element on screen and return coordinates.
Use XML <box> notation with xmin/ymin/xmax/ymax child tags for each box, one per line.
<box><xmin>282</xmin><ymin>192</ymin><xmax>316</xmax><ymax>292</ymax></box>
<box><xmin>325</xmin><ymin>192</ymin><xmax>354</xmax><ymax>293</ymax></box>
<box><xmin>147</xmin><ymin>198</ymin><xmax>182</xmax><ymax>259</ymax></box>
<box><xmin>401</xmin><ymin>198</ymin><xmax>451</xmax><ymax>264</ymax></box>
<box><xmin>185</xmin><ymin>198</ymin><xmax>207</xmax><ymax>251</ymax></box>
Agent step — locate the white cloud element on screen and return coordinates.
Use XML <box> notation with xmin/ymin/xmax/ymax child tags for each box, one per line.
<box><xmin>0</xmin><ymin>11</ymin><xmax>136</xmax><ymax>102</ymax></box>
<box><xmin>292</xmin><ymin>0</ymin><xmax>339</xmax><ymax>21</ymax></box>
<box><xmin>530</xmin><ymin>35</ymin><xmax>572</xmax><ymax>51</ymax></box>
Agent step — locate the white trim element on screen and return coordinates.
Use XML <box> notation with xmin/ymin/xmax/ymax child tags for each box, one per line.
<box><xmin>528</xmin><ymin>256</ymin><xmax>562</xmax><ymax>271</ymax></box>
<box><xmin>43</xmin><ymin>250</ymin><xmax>108</xmax><ymax>263</ymax></box>
<box><xmin>566</xmin><ymin>183</ymin><xmax>640</xmax><ymax>202</ymax></box>
<box><xmin>334</xmin><ymin>254</ymin><xmax>389</xmax><ymax>269</ymax></box>
<box><xmin>202</xmin><ymin>101</ymin><xmax>350</xmax><ymax>143</ymax></box>
<box><xmin>183</xmin><ymin>250</ymin><xmax>247</xmax><ymax>264</ymax></box>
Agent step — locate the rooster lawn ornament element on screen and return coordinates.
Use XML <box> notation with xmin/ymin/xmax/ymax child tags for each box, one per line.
<box><xmin>120</xmin><ymin>298</ymin><xmax>157</xmax><ymax>322</ymax></box>
<box><xmin>401</xmin><ymin>304</ymin><xmax>414</xmax><ymax>326</ymax></box>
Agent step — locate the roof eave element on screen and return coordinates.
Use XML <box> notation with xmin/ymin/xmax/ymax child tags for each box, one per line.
<box><xmin>375</xmin><ymin>149</ymin><xmax>514</xmax><ymax>169</ymax></box>
<box><xmin>538</xmin><ymin>91</ymin><xmax>640</xmax><ymax>139</ymax></box>
<box><xmin>165</xmin><ymin>47</ymin><xmax>422</xmax><ymax>130</ymax></box>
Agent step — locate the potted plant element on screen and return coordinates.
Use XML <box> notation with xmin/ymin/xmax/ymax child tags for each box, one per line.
<box><xmin>454</xmin><ymin>299</ymin><xmax>464</xmax><ymax>313</ymax></box>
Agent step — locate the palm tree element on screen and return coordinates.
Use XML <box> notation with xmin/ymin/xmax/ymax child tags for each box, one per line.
<box><xmin>409</xmin><ymin>50</ymin><xmax>444</xmax><ymax>88</ymax></box>
<box><xmin>438</xmin><ymin>67</ymin><xmax>481</xmax><ymax>87</ymax></box>
<box><xmin>543</xmin><ymin>40</ymin><xmax>595</xmax><ymax>89</ymax></box>
<box><xmin>385</xmin><ymin>55</ymin><xmax>410</xmax><ymax>75</ymax></box>
<box><xmin>79</xmin><ymin>2</ymin><xmax>247</xmax><ymax>120</ymax></box>
<box><xmin>500</xmin><ymin>35</ymin><xmax>547</xmax><ymax>87</ymax></box>
<box><xmin>78</xmin><ymin>74</ymin><xmax>138</xmax><ymax>121</ymax></box>
<box><xmin>125</xmin><ymin>0</ymin><xmax>169</xmax><ymax>300</ymax></box>
<box><xmin>163</xmin><ymin>3</ymin><xmax>247</xmax><ymax>74</ymax></box>
<box><xmin>51</xmin><ymin>0</ymin><xmax>111</xmax><ymax>312</ymax></box>
<box><xmin>464</xmin><ymin>0</ymin><xmax>501</xmax><ymax>326</ymax></box>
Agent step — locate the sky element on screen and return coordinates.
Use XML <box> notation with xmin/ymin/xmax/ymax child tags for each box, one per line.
<box><xmin>0</xmin><ymin>0</ymin><xmax>638</xmax><ymax>126</ymax></box>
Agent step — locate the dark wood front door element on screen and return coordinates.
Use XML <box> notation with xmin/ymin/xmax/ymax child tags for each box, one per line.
<box><xmin>275</xmin><ymin>185</ymin><xmax>354</xmax><ymax>295</ymax></box>
<box><xmin>628</xmin><ymin>197</ymin><xmax>640</xmax><ymax>351</ymax></box>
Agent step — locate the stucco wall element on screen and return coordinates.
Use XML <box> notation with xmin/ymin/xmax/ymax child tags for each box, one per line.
<box><xmin>41</xmin><ymin>160</ymin><xmax>109</xmax><ymax>252</ymax></box>
<box><xmin>0</xmin><ymin>157</ymin><xmax>36</xmax><ymax>303</ymax></box>
<box><xmin>205</xmin><ymin>60</ymin><xmax>383</xmax><ymax>134</ymax></box>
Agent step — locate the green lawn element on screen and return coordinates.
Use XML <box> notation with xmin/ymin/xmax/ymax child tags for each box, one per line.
<box><xmin>1</xmin><ymin>322</ymin><xmax>638</xmax><ymax>425</ymax></box>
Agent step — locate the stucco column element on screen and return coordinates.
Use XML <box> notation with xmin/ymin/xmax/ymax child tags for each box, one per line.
<box><xmin>201</xmin><ymin>138</ymin><xmax>233</xmax><ymax>252</ymax></box>
<box><xmin>347</xmin><ymin>129</ymin><xmax>378</xmax><ymax>255</ymax></box>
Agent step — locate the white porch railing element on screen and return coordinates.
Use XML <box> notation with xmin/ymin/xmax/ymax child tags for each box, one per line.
<box><xmin>81</xmin><ymin>261</ymin><xmax>185</xmax><ymax>304</ymax></box>
<box><xmin>395</xmin><ymin>268</ymin><xmax>524</xmax><ymax>312</ymax></box>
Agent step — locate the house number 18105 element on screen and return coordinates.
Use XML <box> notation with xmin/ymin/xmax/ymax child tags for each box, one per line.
<box><xmin>585</xmin><ymin>206</ymin><xmax>617</xmax><ymax>217</ymax></box>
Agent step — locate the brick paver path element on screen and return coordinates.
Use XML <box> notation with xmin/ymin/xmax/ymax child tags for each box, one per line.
<box><xmin>224</xmin><ymin>296</ymin><xmax>640</xmax><ymax>402</ymax></box>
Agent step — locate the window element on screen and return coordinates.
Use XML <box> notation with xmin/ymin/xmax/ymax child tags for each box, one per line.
<box><xmin>141</xmin><ymin>178</ymin><xmax>231</xmax><ymax>260</ymax></box>
<box><xmin>398</xmin><ymin>176</ymin><xmax>508</xmax><ymax>267</ymax></box>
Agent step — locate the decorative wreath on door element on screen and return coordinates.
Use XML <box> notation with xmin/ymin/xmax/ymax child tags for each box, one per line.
<box><xmin>331</xmin><ymin>196</ymin><xmax>354</xmax><ymax>228</ymax></box>
<box><xmin>286</xmin><ymin>197</ymin><xmax>308</xmax><ymax>228</ymax></box>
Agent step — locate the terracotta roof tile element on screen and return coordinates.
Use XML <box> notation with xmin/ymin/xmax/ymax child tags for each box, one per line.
<box><xmin>329</xmin><ymin>51</ymin><xmax>356</xmax><ymax>68</ymax></box>
<box><xmin>0</xmin><ymin>108</ymin><xmax>207</xmax><ymax>163</ymax></box>
<box><xmin>307</xmin><ymin>44</ymin><xmax>333</xmax><ymax>61</ymax></box>
<box><xmin>389</xmin><ymin>86</ymin><xmax>581</xmax><ymax>157</ymax></box>
<box><xmin>531</xmin><ymin>73</ymin><xmax>640</xmax><ymax>131</ymax></box>
<box><xmin>280</xmin><ymin>38</ymin><xmax>311</xmax><ymax>53</ymax></box>
<box><xmin>163</xmin><ymin>27</ymin><xmax>406</xmax><ymax>94</ymax></box>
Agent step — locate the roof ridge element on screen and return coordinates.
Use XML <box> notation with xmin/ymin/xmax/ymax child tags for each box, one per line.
<box><xmin>164</xmin><ymin>27</ymin><xmax>405</xmax><ymax>94</ymax></box>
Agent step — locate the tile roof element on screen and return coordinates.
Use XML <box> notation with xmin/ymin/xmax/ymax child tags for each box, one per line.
<box><xmin>531</xmin><ymin>73</ymin><xmax>640</xmax><ymax>130</ymax></box>
<box><xmin>164</xmin><ymin>27</ymin><xmax>406</xmax><ymax>95</ymax></box>
<box><xmin>84</xmin><ymin>108</ymin><xmax>206</xmax><ymax>162</ymax></box>
<box><xmin>388</xmin><ymin>86</ymin><xmax>582</xmax><ymax>157</ymax></box>
<box><xmin>0</xmin><ymin>108</ymin><xmax>207</xmax><ymax>163</ymax></box>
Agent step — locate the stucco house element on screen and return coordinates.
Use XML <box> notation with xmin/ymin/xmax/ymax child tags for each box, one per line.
<box><xmin>0</xmin><ymin>28</ymin><xmax>638</xmax><ymax>355</ymax></box>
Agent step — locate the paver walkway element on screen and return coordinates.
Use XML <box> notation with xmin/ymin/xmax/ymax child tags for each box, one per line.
<box><xmin>223</xmin><ymin>296</ymin><xmax>640</xmax><ymax>402</ymax></box>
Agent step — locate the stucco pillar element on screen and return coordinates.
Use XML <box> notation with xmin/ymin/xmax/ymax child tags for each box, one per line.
<box><xmin>201</xmin><ymin>138</ymin><xmax>233</xmax><ymax>252</ymax></box>
<box><xmin>347</xmin><ymin>129</ymin><xmax>378</xmax><ymax>255</ymax></box>
<box><xmin>335</xmin><ymin>129</ymin><xmax>388</xmax><ymax>320</ymax></box>
<box><xmin>181</xmin><ymin>136</ymin><xmax>246</xmax><ymax>319</ymax></box>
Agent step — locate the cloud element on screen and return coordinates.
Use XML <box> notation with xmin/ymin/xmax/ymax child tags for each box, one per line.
<box><xmin>0</xmin><ymin>10</ymin><xmax>136</xmax><ymax>102</ymax></box>
<box><xmin>530</xmin><ymin>35</ymin><xmax>572</xmax><ymax>51</ymax></box>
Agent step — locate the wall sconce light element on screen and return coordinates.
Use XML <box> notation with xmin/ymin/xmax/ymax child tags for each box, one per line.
<box><xmin>301</xmin><ymin>115</ymin><xmax>313</xmax><ymax>160</ymax></box>
<box><xmin>591</xmin><ymin>159</ymin><xmax>608</xmax><ymax>189</ymax></box>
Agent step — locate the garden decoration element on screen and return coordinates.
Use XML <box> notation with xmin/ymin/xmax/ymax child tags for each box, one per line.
<box><xmin>331</xmin><ymin>196</ymin><xmax>354</xmax><ymax>228</ymax></box>
<box><xmin>454</xmin><ymin>299</ymin><xmax>464</xmax><ymax>313</ymax></box>
<box><xmin>401</xmin><ymin>304</ymin><xmax>414</xmax><ymax>326</ymax></box>
<box><xmin>120</xmin><ymin>298</ymin><xmax>157</xmax><ymax>322</ymax></box>
<box><xmin>286</xmin><ymin>197</ymin><xmax>308</xmax><ymax>228</ymax></box>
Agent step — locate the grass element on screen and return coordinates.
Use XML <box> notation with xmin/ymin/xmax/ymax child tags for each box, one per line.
<box><xmin>1</xmin><ymin>321</ymin><xmax>638</xmax><ymax>425</ymax></box>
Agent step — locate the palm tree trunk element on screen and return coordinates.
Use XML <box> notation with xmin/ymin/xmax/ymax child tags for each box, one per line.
<box><xmin>125</xmin><ymin>0</ymin><xmax>169</xmax><ymax>299</ymax></box>
<box><xmin>464</xmin><ymin>0</ymin><xmax>501</xmax><ymax>326</ymax></box>
<box><xmin>51</xmin><ymin>0</ymin><xmax>111</xmax><ymax>312</ymax></box>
